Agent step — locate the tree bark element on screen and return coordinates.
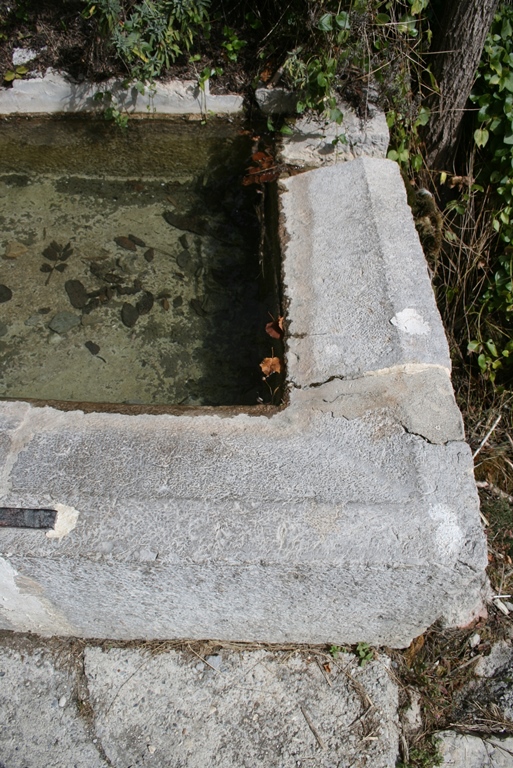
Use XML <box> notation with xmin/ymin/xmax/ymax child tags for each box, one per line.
<box><xmin>424</xmin><ymin>0</ymin><xmax>500</xmax><ymax>170</ymax></box>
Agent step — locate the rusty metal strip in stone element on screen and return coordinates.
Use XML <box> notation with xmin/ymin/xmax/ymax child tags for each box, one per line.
<box><xmin>0</xmin><ymin>507</ymin><xmax>57</xmax><ymax>529</ymax></box>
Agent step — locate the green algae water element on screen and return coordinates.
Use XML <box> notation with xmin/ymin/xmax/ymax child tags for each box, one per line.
<box><xmin>0</xmin><ymin>116</ymin><xmax>279</xmax><ymax>407</ymax></box>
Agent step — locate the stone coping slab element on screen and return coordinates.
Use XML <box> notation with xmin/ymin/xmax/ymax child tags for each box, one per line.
<box><xmin>0</xmin><ymin>69</ymin><xmax>243</xmax><ymax>115</ymax></box>
<box><xmin>0</xmin><ymin>157</ymin><xmax>488</xmax><ymax>646</ymax></box>
<box><xmin>281</xmin><ymin>158</ymin><xmax>451</xmax><ymax>383</ymax></box>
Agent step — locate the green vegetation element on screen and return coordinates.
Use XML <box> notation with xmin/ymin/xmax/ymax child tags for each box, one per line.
<box><xmin>82</xmin><ymin>0</ymin><xmax>211</xmax><ymax>81</ymax></box>
<box><xmin>464</xmin><ymin>5</ymin><xmax>513</xmax><ymax>383</ymax></box>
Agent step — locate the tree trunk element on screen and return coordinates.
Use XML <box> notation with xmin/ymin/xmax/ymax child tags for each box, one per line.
<box><xmin>424</xmin><ymin>0</ymin><xmax>500</xmax><ymax>170</ymax></box>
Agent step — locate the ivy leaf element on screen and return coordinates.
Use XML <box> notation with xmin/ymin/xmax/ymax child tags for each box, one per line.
<box><xmin>317</xmin><ymin>13</ymin><xmax>333</xmax><ymax>32</ymax></box>
<box><xmin>502</xmin><ymin>71</ymin><xmax>513</xmax><ymax>92</ymax></box>
<box><xmin>335</xmin><ymin>12</ymin><xmax>350</xmax><ymax>30</ymax></box>
<box><xmin>502</xmin><ymin>17</ymin><xmax>513</xmax><ymax>40</ymax></box>
<box><xmin>415</xmin><ymin>106</ymin><xmax>430</xmax><ymax>126</ymax></box>
<box><xmin>474</xmin><ymin>128</ymin><xmax>489</xmax><ymax>148</ymax></box>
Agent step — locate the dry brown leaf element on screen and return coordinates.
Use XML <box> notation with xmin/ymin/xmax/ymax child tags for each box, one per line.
<box><xmin>260</xmin><ymin>356</ymin><xmax>282</xmax><ymax>376</ymax></box>
<box><xmin>265</xmin><ymin>316</ymin><xmax>284</xmax><ymax>339</ymax></box>
<box><xmin>405</xmin><ymin>634</ymin><xmax>425</xmax><ymax>667</ymax></box>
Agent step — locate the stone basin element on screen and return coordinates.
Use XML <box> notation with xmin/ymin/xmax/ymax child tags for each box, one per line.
<box><xmin>0</xmin><ymin>76</ymin><xmax>488</xmax><ymax>646</ymax></box>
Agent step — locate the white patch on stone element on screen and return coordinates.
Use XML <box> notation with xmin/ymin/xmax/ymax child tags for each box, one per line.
<box><xmin>46</xmin><ymin>502</ymin><xmax>79</xmax><ymax>540</ymax></box>
<box><xmin>0</xmin><ymin>557</ymin><xmax>74</xmax><ymax>634</ymax></box>
<box><xmin>390</xmin><ymin>308</ymin><xmax>430</xmax><ymax>335</ymax></box>
<box><xmin>428</xmin><ymin>504</ymin><xmax>463</xmax><ymax>562</ymax></box>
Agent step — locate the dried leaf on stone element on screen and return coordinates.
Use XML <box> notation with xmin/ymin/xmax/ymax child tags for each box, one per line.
<box><xmin>265</xmin><ymin>316</ymin><xmax>284</xmax><ymax>339</ymax></box>
<box><xmin>40</xmin><ymin>263</ymin><xmax>52</xmax><ymax>273</ymax></box>
<box><xmin>405</xmin><ymin>634</ymin><xmax>425</xmax><ymax>668</ymax></box>
<box><xmin>54</xmin><ymin>263</ymin><xmax>68</xmax><ymax>273</ymax></box>
<box><xmin>260</xmin><ymin>356</ymin><xmax>282</xmax><ymax>376</ymax></box>
<box><xmin>115</xmin><ymin>236</ymin><xmax>137</xmax><ymax>252</ymax></box>
<box><xmin>128</xmin><ymin>234</ymin><xmax>146</xmax><ymax>247</ymax></box>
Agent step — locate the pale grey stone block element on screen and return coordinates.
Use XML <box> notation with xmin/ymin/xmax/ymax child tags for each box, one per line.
<box><xmin>84</xmin><ymin>647</ymin><xmax>399</xmax><ymax>768</ymax></box>
<box><xmin>278</xmin><ymin>108</ymin><xmax>389</xmax><ymax>167</ymax></box>
<box><xmin>281</xmin><ymin>157</ymin><xmax>451</xmax><ymax>383</ymax></box>
<box><xmin>0</xmin><ymin>70</ymin><xmax>243</xmax><ymax>115</ymax></box>
<box><xmin>437</xmin><ymin>731</ymin><xmax>513</xmax><ymax>768</ymax></box>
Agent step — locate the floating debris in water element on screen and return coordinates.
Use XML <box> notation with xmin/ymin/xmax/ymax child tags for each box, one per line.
<box><xmin>115</xmin><ymin>236</ymin><xmax>137</xmax><ymax>252</ymax></box>
<box><xmin>144</xmin><ymin>248</ymin><xmax>154</xmax><ymax>263</ymax></box>
<box><xmin>128</xmin><ymin>234</ymin><xmax>146</xmax><ymax>247</ymax></box>
<box><xmin>121</xmin><ymin>302</ymin><xmax>139</xmax><ymax>328</ymax></box>
<box><xmin>65</xmin><ymin>279</ymin><xmax>89</xmax><ymax>309</ymax></box>
<box><xmin>0</xmin><ymin>284</ymin><xmax>12</xmax><ymax>303</ymax></box>
<box><xmin>136</xmin><ymin>291</ymin><xmax>154</xmax><ymax>316</ymax></box>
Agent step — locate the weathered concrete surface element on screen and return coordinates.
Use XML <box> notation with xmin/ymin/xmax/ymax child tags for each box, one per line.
<box><xmin>0</xmin><ymin>640</ymin><xmax>107</xmax><ymax>768</ymax></box>
<box><xmin>0</xmin><ymin>634</ymin><xmax>399</xmax><ymax>768</ymax></box>
<box><xmin>437</xmin><ymin>732</ymin><xmax>513</xmax><ymax>767</ymax></box>
<box><xmin>0</xmin><ymin>69</ymin><xmax>242</xmax><ymax>115</ymax></box>
<box><xmin>0</xmin><ymin>158</ymin><xmax>488</xmax><ymax>645</ymax></box>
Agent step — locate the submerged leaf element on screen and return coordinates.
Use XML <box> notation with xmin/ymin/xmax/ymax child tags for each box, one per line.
<box><xmin>43</xmin><ymin>241</ymin><xmax>61</xmax><ymax>261</ymax></box>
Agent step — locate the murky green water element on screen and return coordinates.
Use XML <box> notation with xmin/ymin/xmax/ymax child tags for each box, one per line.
<box><xmin>0</xmin><ymin>116</ymin><xmax>280</xmax><ymax>406</ymax></box>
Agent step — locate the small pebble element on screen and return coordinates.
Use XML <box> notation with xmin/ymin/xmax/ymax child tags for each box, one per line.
<box><xmin>206</xmin><ymin>655</ymin><xmax>222</xmax><ymax>671</ymax></box>
<box><xmin>0</xmin><ymin>285</ymin><xmax>12</xmax><ymax>303</ymax></box>
<box><xmin>25</xmin><ymin>315</ymin><xmax>41</xmax><ymax>326</ymax></box>
<box><xmin>147</xmin><ymin>745</ymin><xmax>156</xmax><ymax>755</ymax></box>
<box><xmin>48</xmin><ymin>311</ymin><xmax>81</xmax><ymax>334</ymax></box>
<box><xmin>58</xmin><ymin>696</ymin><xmax>66</xmax><ymax>708</ymax></box>
<box><xmin>85</xmin><ymin>340</ymin><xmax>100</xmax><ymax>356</ymax></box>
<box><xmin>469</xmin><ymin>633</ymin><xmax>481</xmax><ymax>649</ymax></box>
<box><xmin>121</xmin><ymin>303</ymin><xmax>139</xmax><ymax>328</ymax></box>
<box><xmin>176</xmin><ymin>250</ymin><xmax>191</xmax><ymax>270</ymax></box>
